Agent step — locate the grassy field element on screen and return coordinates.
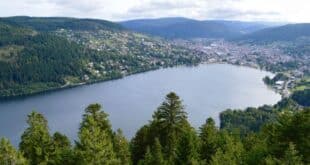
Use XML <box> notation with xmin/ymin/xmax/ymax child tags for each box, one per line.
<box><xmin>0</xmin><ymin>45</ymin><xmax>23</xmax><ymax>62</ymax></box>
<box><xmin>292</xmin><ymin>77</ymin><xmax>310</xmax><ymax>92</ymax></box>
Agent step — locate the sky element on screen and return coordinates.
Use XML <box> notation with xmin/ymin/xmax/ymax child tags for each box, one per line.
<box><xmin>0</xmin><ymin>0</ymin><xmax>310</xmax><ymax>23</ymax></box>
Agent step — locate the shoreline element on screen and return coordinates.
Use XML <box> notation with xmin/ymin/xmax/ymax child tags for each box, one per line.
<box><xmin>0</xmin><ymin>61</ymin><xmax>279</xmax><ymax>101</ymax></box>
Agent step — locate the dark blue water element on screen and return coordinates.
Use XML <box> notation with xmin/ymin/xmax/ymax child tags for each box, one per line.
<box><xmin>0</xmin><ymin>64</ymin><xmax>281</xmax><ymax>145</ymax></box>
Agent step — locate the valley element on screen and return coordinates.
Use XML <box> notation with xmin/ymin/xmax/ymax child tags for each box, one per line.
<box><xmin>0</xmin><ymin>14</ymin><xmax>309</xmax><ymax>165</ymax></box>
<box><xmin>1</xmin><ymin>17</ymin><xmax>309</xmax><ymax>99</ymax></box>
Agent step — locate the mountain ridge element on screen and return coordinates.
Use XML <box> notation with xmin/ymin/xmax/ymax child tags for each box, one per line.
<box><xmin>120</xmin><ymin>17</ymin><xmax>276</xmax><ymax>39</ymax></box>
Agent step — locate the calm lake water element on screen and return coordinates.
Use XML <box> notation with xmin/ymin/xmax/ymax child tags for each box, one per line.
<box><xmin>0</xmin><ymin>64</ymin><xmax>281</xmax><ymax>146</ymax></box>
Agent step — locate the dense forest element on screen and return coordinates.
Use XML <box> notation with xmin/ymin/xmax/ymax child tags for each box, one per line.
<box><xmin>0</xmin><ymin>92</ymin><xmax>309</xmax><ymax>165</ymax></box>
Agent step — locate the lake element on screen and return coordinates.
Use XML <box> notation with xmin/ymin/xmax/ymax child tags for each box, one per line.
<box><xmin>0</xmin><ymin>64</ymin><xmax>281</xmax><ymax>146</ymax></box>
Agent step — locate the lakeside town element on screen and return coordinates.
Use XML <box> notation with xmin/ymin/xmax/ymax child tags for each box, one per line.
<box><xmin>55</xmin><ymin>29</ymin><xmax>309</xmax><ymax>98</ymax></box>
<box><xmin>172</xmin><ymin>38</ymin><xmax>310</xmax><ymax>98</ymax></box>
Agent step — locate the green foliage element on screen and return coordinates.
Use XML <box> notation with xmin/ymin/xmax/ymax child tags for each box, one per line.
<box><xmin>210</xmin><ymin>132</ymin><xmax>244</xmax><ymax>165</ymax></box>
<box><xmin>131</xmin><ymin>92</ymin><xmax>198</xmax><ymax>164</ymax></box>
<box><xmin>152</xmin><ymin>92</ymin><xmax>188</xmax><ymax>160</ymax></box>
<box><xmin>138</xmin><ymin>147</ymin><xmax>152</xmax><ymax>165</ymax></box>
<box><xmin>138</xmin><ymin>138</ymin><xmax>166</xmax><ymax>165</ymax></box>
<box><xmin>199</xmin><ymin>118</ymin><xmax>219</xmax><ymax>163</ymax></box>
<box><xmin>19</xmin><ymin>112</ymin><xmax>53</xmax><ymax>165</ymax></box>
<box><xmin>0</xmin><ymin>19</ymin><xmax>201</xmax><ymax>98</ymax></box>
<box><xmin>75</xmin><ymin>103</ymin><xmax>118</xmax><ymax>164</ymax></box>
<box><xmin>151</xmin><ymin>138</ymin><xmax>166</xmax><ymax>165</ymax></box>
<box><xmin>130</xmin><ymin>125</ymin><xmax>151</xmax><ymax>164</ymax></box>
<box><xmin>176</xmin><ymin>130</ymin><xmax>200</xmax><ymax>165</ymax></box>
<box><xmin>242</xmin><ymin>133</ymin><xmax>268</xmax><ymax>164</ymax></box>
<box><xmin>263</xmin><ymin>109</ymin><xmax>310</xmax><ymax>163</ymax></box>
<box><xmin>0</xmin><ymin>138</ymin><xmax>28</xmax><ymax>165</ymax></box>
<box><xmin>1</xmin><ymin>92</ymin><xmax>309</xmax><ymax>165</ymax></box>
<box><xmin>281</xmin><ymin>143</ymin><xmax>304</xmax><ymax>165</ymax></box>
<box><xmin>50</xmin><ymin>132</ymin><xmax>74</xmax><ymax>165</ymax></box>
<box><xmin>220</xmin><ymin>105</ymin><xmax>276</xmax><ymax>135</ymax></box>
<box><xmin>113</xmin><ymin>129</ymin><xmax>132</xmax><ymax>165</ymax></box>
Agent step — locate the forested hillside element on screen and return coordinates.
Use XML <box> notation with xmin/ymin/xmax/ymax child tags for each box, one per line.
<box><xmin>0</xmin><ymin>17</ymin><xmax>202</xmax><ymax>98</ymax></box>
<box><xmin>0</xmin><ymin>92</ymin><xmax>309</xmax><ymax>164</ymax></box>
<box><xmin>237</xmin><ymin>23</ymin><xmax>310</xmax><ymax>42</ymax></box>
<box><xmin>0</xmin><ymin>16</ymin><xmax>124</xmax><ymax>31</ymax></box>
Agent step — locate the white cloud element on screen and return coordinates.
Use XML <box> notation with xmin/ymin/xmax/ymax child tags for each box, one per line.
<box><xmin>0</xmin><ymin>0</ymin><xmax>309</xmax><ymax>22</ymax></box>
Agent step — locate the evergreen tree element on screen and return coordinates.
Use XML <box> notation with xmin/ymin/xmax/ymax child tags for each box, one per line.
<box><xmin>210</xmin><ymin>132</ymin><xmax>244</xmax><ymax>165</ymax></box>
<box><xmin>138</xmin><ymin>147</ymin><xmax>152</xmax><ymax>165</ymax></box>
<box><xmin>176</xmin><ymin>130</ymin><xmax>200</xmax><ymax>165</ymax></box>
<box><xmin>151</xmin><ymin>138</ymin><xmax>166</xmax><ymax>165</ymax></box>
<box><xmin>113</xmin><ymin>129</ymin><xmax>131</xmax><ymax>165</ymax></box>
<box><xmin>199</xmin><ymin>118</ymin><xmax>219</xmax><ymax>163</ymax></box>
<box><xmin>280</xmin><ymin>143</ymin><xmax>303</xmax><ymax>165</ymax></box>
<box><xmin>138</xmin><ymin>138</ymin><xmax>166</xmax><ymax>165</ymax></box>
<box><xmin>0</xmin><ymin>138</ymin><xmax>28</xmax><ymax>165</ymax></box>
<box><xmin>264</xmin><ymin>109</ymin><xmax>309</xmax><ymax>163</ymax></box>
<box><xmin>264</xmin><ymin>156</ymin><xmax>278</xmax><ymax>165</ymax></box>
<box><xmin>130</xmin><ymin>125</ymin><xmax>150</xmax><ymax>164</ymax></box>
<box><xmin>19</xmin><ymin>111</ymin><xmax>53</xmax><ymax>165</ymax></box>
<box><xmin>152</xmin><ymin>92</ymin><xmax>188</xmax><ymax>160</ymax></box>
<box><xmin>75</xmin><ymin>103</ymin><xmax>118</xmax><ymax>164</ymax></box>
<box><xmin>50</xmin><ymin>132</ymin><xmax>74</xmax><ymax>165</ymax></box>
<box><xmin>243</xmin><ymin>133</ymin><xmax>268</xmax><ymax>165</ymax></box>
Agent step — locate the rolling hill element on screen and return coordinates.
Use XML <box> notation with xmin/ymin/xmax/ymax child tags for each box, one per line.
<box><xmin>0</xmin><ymin>16</ymin><xmax>124</xmax><ymax>31</ymax></box>
<box><xmin>237</xmin><ymin>23</ymin><xmax>310</xmax><ymax>42</ymax></box>
<box><xmin>0</xmin><ymin>17</ymin><xmax>201</xmax><ymax>98</ymax></box>
<box><xmin>120</xmin><ymin>17</ymin><xmax>271</xmax><ymax>39</ymax></box>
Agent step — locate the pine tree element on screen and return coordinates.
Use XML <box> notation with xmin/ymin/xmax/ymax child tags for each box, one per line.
<box><xmin>50</xmin><ymin>132</ymin><xmax>74</xmax><ymax>165</ymax></box>
<box><xmin>113</xmin><ymin>129</ymin><xmax>131</xmax><ymax>165</ymax></box>
<box><xmin>75</xmin><ymin>103</ymin><xmax>118</xmax><ymax>164</ymax></box>
<box><xmin>138</xmin><ymin>147</ymin><xmax>152</xmax><ymax>165</ymax></box>
<box><xmin>152</xmin><ymin>92</ymin><xmax>188</xmax><ymax>160</ymax></box>
<box><xmin>176</xmin><ymin>130</ymin><xmax>200</xmax><ymax>165</ymax></box>
<box><xmin>130</xmin><ymin>125</ymin><xmax>150</xmax><ymax>164</ymax></box>
<box><xmin>19</xmin><ymin>111</ymin><xmax>53</xmax><ymax>165</ymax></box>
<box><xmin>138</xmin><ymin>138</ymin><xmax>166</xmax><ymax>165</ymax></box>
<box><xmin>210</xmin><ymin>132</ymin><xmax>244</xmax><ymax>165</ymax></box>
<box><xmin>151</xmin><ymin>138</ymin><xmax>166</xmax><ymax>165</ymax></box>
<box><xmin>0</xmin><ymin>138</ymin><xmax>28</xmax><ymax>165</ymax></box>
<box><xmin>199</xmin><ymin>118</ymin><xmax>219</xmax><ymax>163</ymax></box>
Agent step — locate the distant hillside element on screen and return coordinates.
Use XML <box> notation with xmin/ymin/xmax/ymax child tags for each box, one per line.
<box><xmin>120</xmin><ymin>17</ymin><xmax>270</xmax><ymax>39</ymax></box>
<box><xmin>237</xmin><ymin>23</ymin><xmax>310</xmax><ymax>42</ymax></box>
<box><xmin>0</xmin><ymin>16</ymin><xmax>124</xmax><ymax>31</ymax></box>
<box><xmin>0</xmin><ymin>17</ymin><xmax>201</xmax><ymax>98</ymax></box>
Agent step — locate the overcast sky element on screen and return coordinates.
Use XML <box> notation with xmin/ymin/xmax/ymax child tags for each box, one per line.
<box><xmin>0</xmin><ymin>0</ymin><xmax>309</xmax><ymax>22</ymax></box>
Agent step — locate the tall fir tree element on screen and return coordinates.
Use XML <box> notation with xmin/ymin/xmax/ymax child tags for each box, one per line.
<box><xmin>113</xmin><ymin>129</ymin><xmax>131</xmax><ymax>165</ymax></box>
<box><xmin>199</xmin><ymin>118</ymin><xmax>219</xmax><ymax>163</ymax></box>
<box><xmin>138</xmin><ymin>138</ymin><xmax>166</xmax><ymax>165</ymax></box>
<box><xmin>50</xmin><ymin>132</ymin><xmax>74</xmax><ymax>165</ymax></box>
<box><xmin>130</xmin><ymin>125</ymin><xmax>151</xmax><ymax>164</ymax></box>
<box><xmin>152</xmin><ymin>92</ymin><xmax>188</xmax><ymax>161</ymax></box>
<box><xmin>138</xmin><ymin>147</ymin><xmax>152</xmax><ymax>165</ymax></box>
<box><xmin>210</xmin><ymin>132</ymin><xmax>244</xmax><ymax>165</ymax></box>
<box><xmin>19</xmin><ymin>111</ymin><xmax>53</xmax><ymax>165</ymax></box>
<box><xmin>176</xmin><ymin>129</ymin><xmax>200</xmax><ymax>165</ymax></box>
<box><xmin>151</xmin><ymin>138</ymin><xmax>166</xmax><ymax>165</ymax></box>
<box><xmin>75</xmin><ymin>103</ymin><xmax>118</xmax><ymax>164</ymax></box>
